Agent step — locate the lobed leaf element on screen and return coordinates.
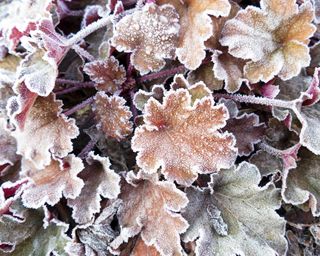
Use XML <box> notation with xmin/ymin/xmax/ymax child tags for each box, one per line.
<box><xmin>67</xmin><ymin>152</ymin><xmax>121</xmax><ymax>224</ymax></box>
<box><xmin>111</xmin><ymin>171</ymin><xmax>188</xmax><ymax>256</ymax></box>
<box><xmin>94</xmin><ymin>92</ymin><xmax>133</xmax><ymax>141</ymax></box>
<box><xmin>158</xmin><ymin>0</ymin><xmax>231</xmax><ymax>70</ymax></box>
<box><xmin>84</xmin><ymin>56</ymin><xmax>126</xmax><ymax>93</ymax></box>
<box><xmin>111</xmin><ymin>3</ymin><xmax>180</xmax><ymax>74</ymax></box>
<box><xmin>183</xmin><ymin>162</ymin><xmax>288</xmax><ymax>256</ymax></box>
<box><xmin>12</xmin><ymin>93</ymin><xmax>79</xmax><ymax>170</ymax></box>
<box><xmin>21</xmin><ymin>154</ymin><xmax>84</xmax><ymax>208</ymax></box>
<box><xmin>282</xmin><ymin>148</ymin><xmax>320</xmax><ymax>216</ymax></box>
<box><xmin>220</xmin><ymin>0</ymin><xmax>316</xmax><ymax>82</ymax></box>
<box><xmin>132</xmin><ymin>87</ymin><xmax>237</xmax><ymax>186</ymax></box>
<box><xmin>223</xmin><ymin>113</ymin><xmax>266</xmax><ymax>156</ymax></box>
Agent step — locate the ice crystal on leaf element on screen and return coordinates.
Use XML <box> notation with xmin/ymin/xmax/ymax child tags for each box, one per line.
<box><xmin>12</xmin><ymin>94</ymin><xmax>79</xmax><ymax>170</ymax></box>
<box><xmin>158</xmin><ymin>0</ymin><xmax>231</xmax><ymax>70</ymax></box>
<box><xmin>183</xmin><ymin>162</ymin><xmax>288</xmax><ymax>256</ymax></box>
<box><xmin>94</xmin><ymin>92</ymin><xmax>133</xmax><ymax>141</ymax></box>
<box><xmin>220</xmin><ymin>0</ymin><xmax>316</xmax><ymax>82</ymax></box>
<box><xmin>67</xmin><ymin>152</ymin><xmax>121</xmax><ymax>224</ymax></box>
<box><xmin>111</xmin><ymin>171</ymin><xmax>188</xmax><ymax>256</ymax></box>
<box><xmin>111</xmin><ymin>3</ymin><xmax>180</xmax><ymax>74</ymax></box>
<box><xmin>84</xmin><ymin>56</ymin><xmax>126</xmax><ymax>93</ymax></box>
<box><xmin>132</xmin><ymin>87</ymin><xmax>237</xmax><ymax>186</ymax></box>
<box><xmin>21</xmin><ymin>154</ymin><xmax>84</xmax><ymax>208</ymax></box>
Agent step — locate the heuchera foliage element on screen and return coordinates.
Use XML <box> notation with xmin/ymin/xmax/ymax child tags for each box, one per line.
<box><xmin>1</xmin><ymin>0</ymin><xmax>320</xmax><ymax>255</ymax></box>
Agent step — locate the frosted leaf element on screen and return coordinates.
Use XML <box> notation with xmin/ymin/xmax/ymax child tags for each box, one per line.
<box><xmin>67</xmin><ymin>152</ymin><xmax>121</xmax><ymax>224</ymax></box>
<box><xmin>0</xmin><ymin>0</ymin><xmax>52</xmax><ymax>51</ymax></box>
<box><xmin>282</xmin><ymin>148</ymin><xmax>320</xmax><ymax>216</ymax></box>
<box><xmin>205</xmin><ymin>2</ymin><xmax>247</xmax><ymax>93</ymax></box>
<box><xmin>111</xmin><ymin>3</ymin><xmax>180</xmax><ymax>74</ymax></box>
<box><xmin>250</xmin><ymin>150</ymin><xmax>283</xmax><ymax>176</ymax></box>
<box><xmin>12</xmin><ymin>93</ymin><xmax>79</xmax><ymax>170</ymax></box>
<box><xmin>0</xmin><ymin>200</ymin><xmax>70</xmax><ymax>255</ymax></box>
<box><xmin>132</xmin><ymin>88</ymin><xmax>237</xmax><ymax>186</ymax></box>
<box><xmin>21</xmin><ymin>154</ymin><xmax>84</xmax><ymax>208</ymax></box>
<box><xmin>111</xmin><ymin>171</ymin><xmax>188</xmax><ymax>256</ymax></box>
<box><xmin>220</xmin><ymin>0</ymin><xmax>316</xmax><ymax>82</ymax></box>
<box><xmin>84</xmin><ymin>57</ymin><xmax>126</xmax><ymax>93</ymax></box>
<box><xmin>16</xmin><ymin>47</ymin><xmax>58</xmax><ymax>97</ymax></box>
<box><xmin>131</xmin><ymin>237</ymin><xmax>160</xmax><ymax>256</ymax></box>
<box><xmin>187</xmin><ymin>63</ymin><xmax>224</xmax><ymax>92</ymax></box>
<box><xmin>32</xmin><ymin>19</ymin><xmax>69</xmax><ymax>63</ymax></box>
<box><xmin>158</xmin><ymin>0</ymin><xmax>231</xmax><ymax>70</ymax></box>
<box><xmin>6</xmin><ymin>82</ymin><xmax>38</xmax><ymax>130</ymax></box>
<box><xmin>183</xmin><ymin>162</ymin><xmax>288</xmax><ymax>256</ymax></box>
<box><xmin>0</xmin><ymin>54</ymin><xmax>21</xmax><ymax>86</ymax></box>
<box><xmin>94</xmin><ymin>92</ymin><xmax>133</xmax><ymax>141</ymax></box>
<box><xmin>310</xmin><ymin>42</ymin><xmax>320</xmax><ymax>70</ymax></box>
<box><xmin>223</xmin><ymin>113</ymin><xmax>266</xmax><ymax>156</ymax></box>
<box><xmin>73</xmin><ymin>200</ymin><xmax>122</xmax><ymax>255</ymax></box>
<box><xmin>0</xmin><ymin>117</ymin><xmax>17</xmax><ymax>166</ymax></box>
<box><xmin>134</xmin><ymin>85</ymin><xmax>165</xmax><ymax>111</ymax></box>
<box><xmin>170</xmin><ymin>74</ymin><xmax>212</xmax><ymax>105</ymax></box>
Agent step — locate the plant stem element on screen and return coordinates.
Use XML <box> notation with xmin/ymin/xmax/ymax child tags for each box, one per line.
<box><xmin>63</xmin><ymin>96</ymin><xmax>95</xmax><ymax>116</ymax></box>
<box><xmin>78</xmin><ymin>138</ymin><xmax>98</xmax><ymax>159</ymax></box>
<box><xmin>55</xmin><ymin>83</ymin><xmax>95</xmax><ymax>95</ymax></box>
<box><xmin>66</xmin><ymin>16</ymin><xmax>111</xmax><ymax>46</ymax></box>
<box><xmin>136</xmin><ymin>64</ymin><xmax>185</xmax><ymax>84</ymax></box>
<box><xmin>72</xmin><ymin>44</ymin><xmax>95</xmax><ymax>61</ymax></box>
<box><xmin>56</xmin><ymin>78</ymin><xmax>94</xmax><ymax>86</ymax></box>
<box><xmin>213</xmin><ymin>93</ymin><xmax>296</xmax><ymax>109</ymax></box>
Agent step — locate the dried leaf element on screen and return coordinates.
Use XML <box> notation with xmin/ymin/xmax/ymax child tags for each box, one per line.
<box><xmin>158</xmin><ymin>0</ymin><xmax>231</xmax><ymax>70</ymax></box>
<box><xmin>282</xmin><ymin>148</ymin><xmax>320</xmax><ymax>216</ymax></box>
<box><xmin>21</xmin><ymin>154</ymin><xmax>84</xmax><ymax>208</ymax></box>
<box><xmin>67</xmin><ymin>152</ymin><xmax>121</xmax><ymax>224</ymax></box>
<box><xmin>223</xmin><ymin>113</ymin><xmax>266</xmax><ymax>156</ymax></box>
<box><xmin>220</xmin><ymin>0</ymin><xmax>316</xmax><ymax>82</ymax></box>
<box><xmin>84</xmin><ymin>57</ymin><xmax>126</xmax><ymax>93</ymax></box>
<box><xmin>0</xmin><ymin>200</ymin><xmax>70</xmax><ymax>255</ymax></box>
<box><xmin>12</xmin><ymin>93</ymin><xmax>79</xmax><ymax>169</ymax></box>
<box><xmin>111</xmin><ymin>3</ymin><xmax>180</xmax><ymax>74</ymax></box>
<box><xmin>111</xmin><ymin>171</ymin><xmax>188</xmax><ymax>256</ymax></box>
<box><xmin>183</xmin><ymin>162</ymin><xmax>288</xmax><ymax>256</ymax></box>
<box><xmin>132</xmin><ymin>88</ymin><xmax>237</xmax><ymax>186</ymax></box>
<box><xmin>94</xmin><ymin>92</ymin><xmax>133</xmax><ymax>141</ymax></box>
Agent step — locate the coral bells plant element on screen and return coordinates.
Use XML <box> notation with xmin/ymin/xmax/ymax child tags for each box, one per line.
<box><xmin>2</xmin><ymin>0</ymin><xmax>320</xmax><ymax>255</ymax></box>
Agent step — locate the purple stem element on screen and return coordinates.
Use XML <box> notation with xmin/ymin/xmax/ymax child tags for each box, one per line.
<box><xmin>78</xmin><ymin>138</ymin><xmax>98</xmax><ymax>159</ymax></box>
<box><xmin>55</xmin><ymin>82</ymin><xmax>95</xmax><ymax>95</ymax></box>
<box><xmin>63</xmin><ymin>96</ymin><xmax>95</xmax><ymax>116</ymax></box>
<box><xmin>136</xmin><ymin>65</ymin><xmax>185</xmax><ymax>84</ymax></box>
